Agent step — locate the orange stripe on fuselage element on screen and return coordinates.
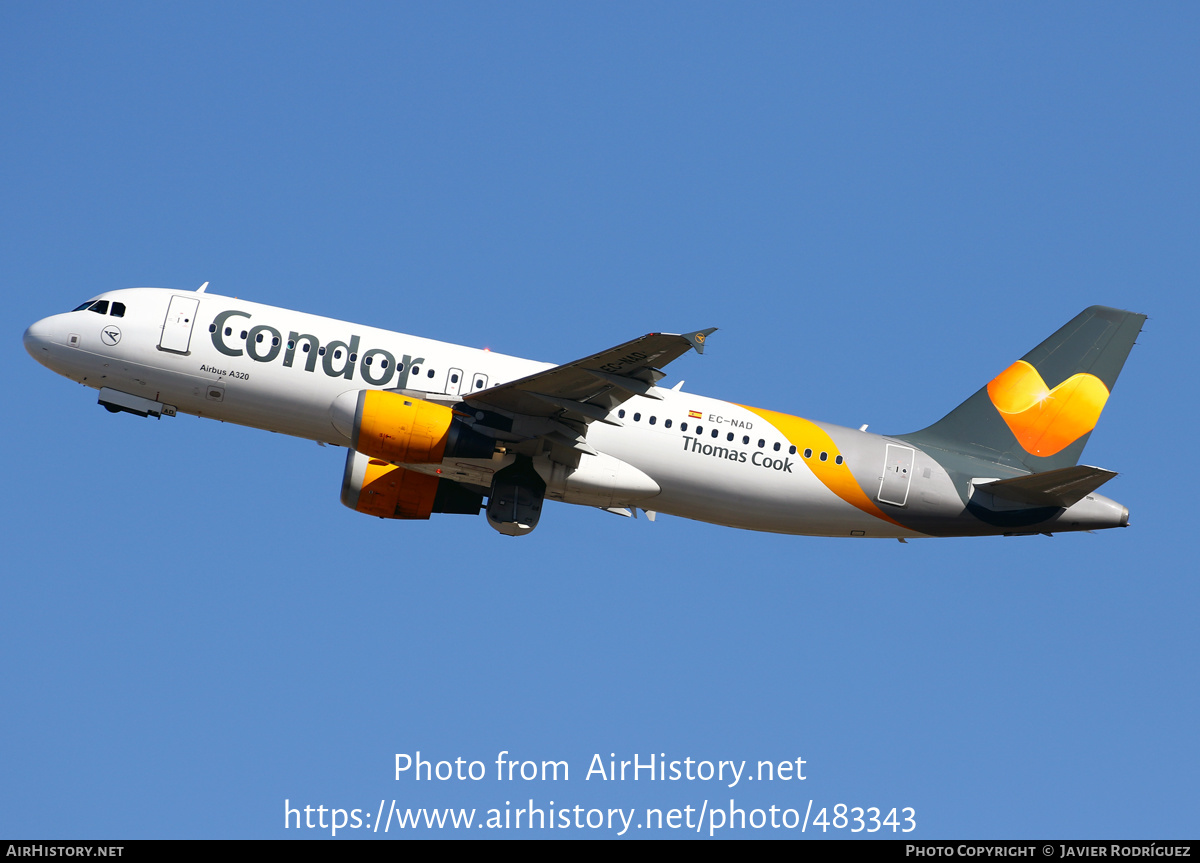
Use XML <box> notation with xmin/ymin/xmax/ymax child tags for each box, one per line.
<box><xmin>740</xmin><ymin>404</ymin><xmax>905</xmax><ymax>528</ymax></box>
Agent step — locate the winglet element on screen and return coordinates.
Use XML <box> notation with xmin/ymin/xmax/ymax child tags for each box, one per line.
<box><xmin>684</xmin><ymin>328</ymin><xmax>717</xmax><ymax>355</ymax></box>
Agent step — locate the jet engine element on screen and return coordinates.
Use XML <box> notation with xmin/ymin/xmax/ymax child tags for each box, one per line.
<box><xmin>486</xmin><ymin>457</ymin><xmax>547</xmax><ymax>536</ymax></box>
<box><xmin>341</xmin><ymin>449</ymin><xmax>482</xmax><ymax>519</ymax></box>
<box><xmin>330</xmin><ymin>389</ymin><xmax>495</xmax><ymax>463</ymax></box>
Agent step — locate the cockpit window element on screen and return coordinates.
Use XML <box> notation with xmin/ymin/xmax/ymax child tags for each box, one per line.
<box><xmin>71</xmin><ymin>299</ymin><xmax>121</xmax><ymax>314</ymax></box>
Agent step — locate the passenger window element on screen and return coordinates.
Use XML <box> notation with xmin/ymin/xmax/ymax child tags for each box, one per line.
<box><xmin>757</xmin><ymin>439</ymin><xmax>765</xmax><ymax>448</ymax></box>
<box><xmin>695</xmin><ymin>426</ymin><xmax>703</xmax><ymax>435</ymax></box>
<box><xmin>319</xmin><ymin>347</ymin><xmax>327</xmax><ymax>356</ymax></box>
<box><xmin>110</xmin><ymin>302</ymin><xmax>125</xmax><ymax>317</ymax></box>
<box><xmin>664</xmin><ymin>419</ymin><xmax>672</xmax><ymax>428</ymax></box>
<box><xmin>634</xmin><ymin>413</ymin><xmax>641</xmax><ymax>422</ymax></box>
<box><xmin>835</xmin><ymin>455</ymin><xmax>844</xmax><ymax>465</ymax></box>
<box><xmin>773</xmin><ymin>442</ymin><xmax>781</xmax><ymax>452</ymax></box>
<box><xmin>618</xmin><ymin>409</ymin><xmax>626</xmax><ymax>418</ymax></box>
<box><xmin>255</xmin><ymin>333</ymin><xmax>264</xmax><ymax>343</ymax></box>
<box><xmin>427</xmin><ymin>369</ymin><xmax>434</xmax><ymax>378</ymax></box>
<box><xmin>412</xmin><ymin>366</ymin><xmax>421</xmax><ymax>375</ymax></box>
<box><xmin>302</xmin><ymin>343</ymin><xmax>311</xmax><ymax>353</ymax></box>
<box><xmin>381</xmin><ymin>359</ymin><xmax>389</xmax><ymax>368</ymax></box>
<box><xmin>649</xmin><ymin>416</ymin><xmax>656</xmax><ymax>425</ymax></box>
<box><xmin>225</xmin><ymin>327</ymin><xmax>232</xmax><ymax>337</ymax></box>
<box><xmin>727</xmin><ymin>432</ymin><xmax>734</xmax><ymax>441</ymax></box>
<box><xmin>364</xmin><ymin>356</ymin><xmax>374</xmax><ymax>366</ymax></box>
<box><xmin>349</xmin><ymin>352</ymin><xmax>357</xmax><ymax>361</ymax></box>
<box><xmin>819</xmin><ymin>452</ymin><xmax>828</xmax><ymax>461</ymax></box>
<box><xmin>209</xmin><ymin>324</ymin><xmax>216</xmax><ymax>333</ymax></box>
<box><xmin>711</xmin><ymin>428</ymin><xmax>718</xmax><ymax>438</ymax></box>
<box><xmin>680</xmin><ymin>422</ymin><xmax>687</xmax><ymax>432</ymax></box>
<box><xmin>240</xmin><ymin>330</ymin><xmax>247</xmax><ymax>339</ymax></box>
<box><xmin>743</xmin><ymin>435</ymin><xmax>750</xmax><ymax>445</ymax></box>
<box><xmin>451</xmin><ymin>374</ymin><xmax>459</xmax><ymax>383</ymax></box>
<box><xmin>804</xmin><ymin>448</ymin><xmax>812</xmax><ymax>458</ymax></box>
<box><xmin>789</xmin><ymin>445</ymin><xmax>796</xmax><ymax>455</ymax></box>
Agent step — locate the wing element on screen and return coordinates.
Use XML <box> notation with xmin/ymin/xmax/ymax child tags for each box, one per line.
<box><xmin>460</xmin><ymin>328</ymin><xmax>715</xmax><ymax>458</ymax></box>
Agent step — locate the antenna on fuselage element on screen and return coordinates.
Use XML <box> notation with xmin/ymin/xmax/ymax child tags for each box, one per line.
<box><xmin>196</xmin><ymin>281</ymin><xmax>209</xmax><ymax>293</ymax></box>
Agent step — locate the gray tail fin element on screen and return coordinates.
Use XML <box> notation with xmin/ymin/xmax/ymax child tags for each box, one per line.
<box><xmin>902</xmin><ymin>306</ymin><xmax>1146</xmax><ymax>473</ymax></box>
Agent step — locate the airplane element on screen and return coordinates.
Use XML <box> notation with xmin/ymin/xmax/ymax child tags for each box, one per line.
<box><xmin>23</xmin><ymin>285</ymin><xmax>1144</xmax><ymax>539</ymax></box>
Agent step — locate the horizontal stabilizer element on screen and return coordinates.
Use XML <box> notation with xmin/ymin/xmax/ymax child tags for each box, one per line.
<box><xmin>977</xmin><ymin>465</ymin><xmax>1118</xmax><ymax>508</ymax></box>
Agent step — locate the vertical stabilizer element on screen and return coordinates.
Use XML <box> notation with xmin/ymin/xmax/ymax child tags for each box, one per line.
<box><xmin>902</xmin><ymin>306</ymin><xmax>1146</xmax><ymax>473</ymax></box>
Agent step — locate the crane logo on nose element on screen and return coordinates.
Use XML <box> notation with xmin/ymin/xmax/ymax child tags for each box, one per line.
<box><xmin>101</xmin><ymin>327</ymin><xmax>122</xmax><ymax>346</ymax></box>
<box><xmin>987</xmin><ymin>360</ymin><xmax>1109</xmax><ymax>457</ymax></box>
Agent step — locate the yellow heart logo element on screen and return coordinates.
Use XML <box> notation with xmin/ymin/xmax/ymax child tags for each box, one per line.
<box><xmin>987</xmin><ymin>361</ymin><xmax>1110</xmax><ymax>457</ymax></box>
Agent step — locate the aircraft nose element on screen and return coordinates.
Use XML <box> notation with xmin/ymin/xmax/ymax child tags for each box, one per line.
<box><xmin>24</xmin><ymin>317</ymin><xmax>56</xmax><ymax>362</ymax></box>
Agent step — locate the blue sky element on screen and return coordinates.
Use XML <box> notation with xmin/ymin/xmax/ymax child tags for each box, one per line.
<box><xmin>3</xmin><ymin>3</ymin><xmax>1197</xmax><ymax>839</ymax></box>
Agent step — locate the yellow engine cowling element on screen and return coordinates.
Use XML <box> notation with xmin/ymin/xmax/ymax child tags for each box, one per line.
<box><xmin>344</xmin><ymin>455</ymin><xmax>439</xmax><ymax>519</ymax></box>
<box><xmin>341</xmin><ymin>449</ymin><xmax>483</xmax><ymax>519</ymax></box>
<box><xmin>331</xmin><ymin>389</ymin><xmax>495</xmax><ymax>464</ymax></box>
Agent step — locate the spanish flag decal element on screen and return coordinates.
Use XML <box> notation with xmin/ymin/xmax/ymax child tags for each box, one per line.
<box><xmin>688</xmin><ymin>410</ymin><xmax>703</xmax><ymax>419</ymax></box>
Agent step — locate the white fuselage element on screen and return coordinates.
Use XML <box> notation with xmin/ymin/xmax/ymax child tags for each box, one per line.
<box><xmin>24</xmin><ymin>287</ymin><xmax>1130</xmax><ymax>539</ymax></box>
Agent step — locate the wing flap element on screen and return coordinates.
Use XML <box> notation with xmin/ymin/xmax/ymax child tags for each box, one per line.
<box><xmin>526</xmin><ymin>391</ymin><xmax>624</xmax><ymax>425</ymax></box>
<box><xmin>583</xmin><ymin>368</ymin><xmax>665</xmax><ymax>399</ymax></box>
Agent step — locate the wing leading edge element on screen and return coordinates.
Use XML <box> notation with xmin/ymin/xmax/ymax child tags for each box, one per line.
<box><xmin>465</xmin><ymin>328</ymin><xmax>715</xmax><ymax>422</ymax></box>
<box><xmin>461</xmin><ymin>328</ymin><xmax>715</xmax><ymax>457</ymax></box>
